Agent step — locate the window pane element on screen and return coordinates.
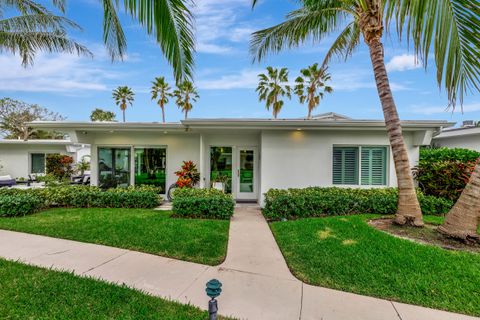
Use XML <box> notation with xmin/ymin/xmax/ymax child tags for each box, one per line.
<box><xmin>361</xmin><ymin>147</ymin><xmax>387</xmax><ymax>186</ymax></box>
<box><xmin>333</xmin><ymin>147</ymin><xmax>359</xmax><ymax>185</ymax></box>
<box><xmin>134</xmin><ymin>148</ymin><xmax>167</xmax><ymax>193</ymax></box>
<box><xmin>31</xmin><ymin>153</ymin><xmax>45</xmax><ymax>174</ymax></box>
<box><xmin>210</xmin><ymin>147</ymin><xmax>232</xmax><ymax>193</ymax></box>
<box><xmin>239</xmin><ymin>150</ymin><xmax>254</xmax><ymax>192</ymax></box>
<box><xmin>98</xmin><ymin>148</ymin><xmax>130</xmax><ymax>188</ymax></box>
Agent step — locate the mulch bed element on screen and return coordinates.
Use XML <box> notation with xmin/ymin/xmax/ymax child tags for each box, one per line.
<box><xmin>369</xmin><ymin>218</ymin><xmax>480</xmax><ymax>253</ymax></box>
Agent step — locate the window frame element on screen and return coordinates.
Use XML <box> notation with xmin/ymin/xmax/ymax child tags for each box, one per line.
<box><xmin>30</xmin><ymin>153</ymin><xmax>47</xmax><ymax>174</ymax></box>
<box><xmin>332</xmin><ymin>145</ymin><xmax>389</xmax><ymax>186</ymax></box>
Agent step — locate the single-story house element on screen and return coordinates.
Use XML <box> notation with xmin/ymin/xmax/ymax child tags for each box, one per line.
<box><xmin>30</xmin><ymin>113</ymin><xmax>452</xmax><ymax>203</ymax></box>
<box><xmin>433</xmin><ymin>121</ymin><xmax>480</xmax><ymax>151</ymax></box>
<box><xmin>0</xmin><ymin>139</ymin><xmax>90</xmax><ymax>179</ymax></box>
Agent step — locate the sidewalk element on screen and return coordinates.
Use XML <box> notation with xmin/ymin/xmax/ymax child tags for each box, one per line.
<box><xmin>0</xmin><ymin>206</ymin><xmax>477</xmax><ymax>320</ymax></box>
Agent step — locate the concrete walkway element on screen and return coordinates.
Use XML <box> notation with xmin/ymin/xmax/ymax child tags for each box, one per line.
<box><xmin>0</xmin><ymin>206</ymin><xmax>477</xmax><ymax>320</ymax></box>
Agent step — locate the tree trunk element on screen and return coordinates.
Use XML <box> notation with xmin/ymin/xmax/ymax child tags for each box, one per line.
<box><xmin>185</xmin><ymin>109</ymin><xmax>188</xmax><ymax>120</ymax></box>
<box><xmin>307</xmin><ymin>108</ymin><xmax>312</xmax><ymax>119</ymax></box>
<box><xmin>438</xmin><ymin>163</ymin><xmax>480</xmax><ymax>242</ymax></box>
<box><xmin>161</xmin><ymin>105</ymin><xmax>166</xmax><ymax>123</ymax></box>
<box><xmin>122</xmin><ymin>109</ymin><xmax>126</xmax><ymax>122</ymax></box>
<box><xmin>368</xmin><ymin>40</ymin><xmax>423</xmax><ymax>226</ymax></box>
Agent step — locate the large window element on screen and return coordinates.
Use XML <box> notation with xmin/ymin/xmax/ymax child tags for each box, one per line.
<box><xmin>98</xmin><ymin>148</ymin><xmax>130</xmax><ymax>188</ymax></box>
<box><xmin>210</xmin><ymin>146</ymin><xmax>232</xmax><ymax>193</ymax></box>
<box><xmin>31</xmin><ymin>153</ymin><xmax>46</xmax><ymax>174</ymax></box>
<box><xmin>134</xmin><ymin>148</ymin><xmax>167</xmax><ymax>193</ymax></box>
<box><xmin>333</xmin><ymin>146</ymin><xmax>387</xmax><ymax>186</ymax></box>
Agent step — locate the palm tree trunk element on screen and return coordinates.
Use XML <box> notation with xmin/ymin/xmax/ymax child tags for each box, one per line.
<box><xmin>368</xmin><ymin>39</ymin><xmax>423</xmax><ymax>226</ymax></box>
<box><xmin>122</xmin><ymin>109</ymin><xmax>125</xmax><ymax>122</ymax></box>
<box><xmin>307</xmin><ymin>106</ymin><xmax>312</xmax><ymax>119</ymax></box>
<box><xmin>185</xmin><ymin>109</ymin><xmax>188</xmax><ymax>120</ymax></box>
<box><xmin>438</xmin><ymin>163</ymin><xmax>480</xmax><ymax>242</ymax></box>
<box><xmin>161</xmin><ymin>105</ymin><xmax>166</xmax><ymax>123</ymax></box>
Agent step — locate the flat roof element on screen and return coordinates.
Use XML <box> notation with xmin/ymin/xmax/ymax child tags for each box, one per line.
<box><xmin>434</xmin><ymin>126</ymin><xmax>480</xmax><ymax>139</ymax></box>
<box><xmin>0</xmin><ymin>139</ymin><xmax>75</xmax><ymax>145</ymax></box>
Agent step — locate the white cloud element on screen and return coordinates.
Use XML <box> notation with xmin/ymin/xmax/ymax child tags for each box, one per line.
<box><xmin>194</xmin><ymin>0</ymin><xmax>255</xmax><ymax>54</ymax></box>
<box><xmin>386</xmin><ymin>54</ymin><xmax>421</xmax><ymax>72</ymax></box>
<box><xmin>0</xmin><ymin>52</ymin><xmax>123</xmax><ymax>93</ymax></box>
<box><xmin>197</xmin><ymin>69</ymin><xmax>261</xmax><ymax>90</ymax></box>
<box><xmin>411</xmin><ymin>103</ymin><xmax>480</xmax><ymax>115</ymax></box>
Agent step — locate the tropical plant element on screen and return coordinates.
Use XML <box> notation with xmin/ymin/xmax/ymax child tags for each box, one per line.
<box><xmin>90</xmin><ymin>108</ymin><xmax>116</xmax><ymax>122</ymax></box>
<box><xmin>151</xmin><ymin>77</ymin><xmax>173</xmax><ymax>123</ymax></box>
<box><xmin>251</xmin><ymin>0</ymin><xmax>480</xmax><ymax>229</ymax></box>
<box><xmin>256</xmin><ymin>67</ymin><xmax>291</xmax><ymax>119</ymax></box>
<box><xmin>174</xmin><ymin>80</ymin><xmax>199</xmax><ymax>120</ymax></box>
<box><xmin>294</xmin><ymin>64</ymin><xmax>333</xmax><ymax>118</ymax></box>
<box><xmin>75</xmin><ymin>157</ymin><xmax>91</xmax><ymax>175</ymax></box>
<box><xmin>0</xmin><ymin>98</ymin><xmax>65</xmax><ymax>140</ymax></box>
<box><xmin>174</xmin><ymin>160</ymin><xmax>200</xmax><ymax>188</ymax></box>
<box><xmin>46</xmin><ymin>154</ymin><xmax>74</xmax><ymax>180</ymax></box>
<box><xmin>0</xmin><ymin>0</ymin><xmax>91</xmax><ymax>66</ymax></box>
<box><xmin>112</xmin><ymin>86</ymin><xmax>134</xmax><ymax>122</ymax></box>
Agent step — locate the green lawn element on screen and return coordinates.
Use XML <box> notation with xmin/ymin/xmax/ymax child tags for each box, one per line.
<box><xmin>270</xmin><ymin>214</ymin><xmax>480</xmax><ymax>316</ymax></box>
<box><xmin>0</xmin><ymin>258</ymin><xmax>223</xmax><ymax>320</ymax></box>
<box><xmin>0</xmin><ymin>208</ymin><xmax>229</xmax><ymax>265</ymax></box>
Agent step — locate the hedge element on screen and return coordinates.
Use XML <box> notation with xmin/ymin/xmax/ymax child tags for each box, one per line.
<box><xmin>0</xmin><ymin>185</ymin><xmax>163</xmax><ymax>216</ymax></box>
<box><xmin>172</xmin><ymin>188</ymin><xmax>235</xmax><ymax>219</ymax></box>
<box><xmin>414</xmin><ymin>147</ymin><xmax>480</xmax><ymax>201</ymax></box>
<box><xmin>262</xmin><ymin>187</ymin><xmax>453</xmax><ymax>220</ymax></box>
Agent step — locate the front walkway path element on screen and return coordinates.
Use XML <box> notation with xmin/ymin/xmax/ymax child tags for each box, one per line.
<box><xmin>0</xmin><ymin>206</ymin><xmax>477</xmax><ymax>320</ymax></box>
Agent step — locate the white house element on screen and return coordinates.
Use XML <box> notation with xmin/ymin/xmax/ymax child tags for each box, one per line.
<box><xmin>30</xmin><ymin>113</ymin><xmax>451</xmax><ymax>203</ymax></box>
<box><xmin>0</xmin><ymin>139</ymin><xmax>91</xmax><ymax>179</ymax></box>
<box><xmin>433</xmin><ymin>121</ymin><xmax>480</xmax><ymax>151</ymax></box>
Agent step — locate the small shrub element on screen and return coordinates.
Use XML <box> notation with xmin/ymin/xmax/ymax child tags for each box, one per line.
<box><xmin>0</xmin><ymin>193</ymin><xmax>44</xmax><ymax>217</ymax></box>
<box><xmin>172</xmin><ymin>188</ymin><xmax>234</xmax><ymax>219</ymax></box>
<box><xmin>414</xmin><ymin>147</ymin><xmax>480</xmax><ymax>201</ymax></box>
<box><xmin>46</xmin><ymin>154</ymin><xmax>74</xmax><ymax>180</ymax></box>
<box><xmin>262</xmin><ymin>187</ymin><xmax>453</xmax><ymax>220</ymax></box>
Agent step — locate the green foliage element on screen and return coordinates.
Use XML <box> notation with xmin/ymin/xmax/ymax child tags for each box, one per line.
<box><xmin>90</xmin><ymin>108</ymin><xmax>116</xmax><ymax>122</ymax></box>
<box><xmin>0</xmin><ymin>186</ymin><xmax>162</xmax><ymax>216</ymax></box>
<box><xmin>174</xmin><ymin>80</ymin><xmax>199</xmax><ymax>119</ymax></box>
<box><xmin>46</xmin><ymin>154</ymin><xmax>74</xmax><ymax>180</ymax></box>
<box><xmin>0</xmin><ymin>193</ymin><xmax>44</xmax><ymax>217</ymax></box>
<box><xmin>172</xmin><ymin>188</ymin><xmax>235</xmax><ymax>219</ymax></box>
<box><xmin>263</xmin><ymin>187</ymin><xmax>453</xmax><ymax>220</ymax></box>
<box><xmin>256</xmin><ymin>66</ymin><xmax>291</xmax><ymax>119</ymax></box>
<box><xmin>414</xmin><ymin>147</ymin><xmax>480</xmax><ymax>200</ymax></box>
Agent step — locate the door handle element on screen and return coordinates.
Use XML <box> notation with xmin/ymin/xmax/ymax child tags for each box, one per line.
<box><xmin>237</xmin><ymin>169</ymin><xmax>240</xmax><ymax>177</ymax></box>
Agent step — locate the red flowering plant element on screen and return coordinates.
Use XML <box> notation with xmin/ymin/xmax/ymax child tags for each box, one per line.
<box><xmin>46</xmin><ymin>154</ymin><xmax>74</xmax><ymax>180</ymax></box>
<box><xmin>174</xmin><ymin>161</ymin><xmax>200</xmax><ymax>188</ymax></box>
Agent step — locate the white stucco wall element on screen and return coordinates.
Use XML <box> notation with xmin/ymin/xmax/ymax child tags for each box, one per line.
<box><xmin>87</xmin><ymin>132</ymin><xmax>200</xmax><ymax>190</ymax></box>
<box><xmin>0</xmin><ymin>144</ymin><xmax>72</xmax><ymax>178</ymax></box>
<box><xmin>260</xmin><ymin>130</ymin><xmax>419</xmax><ymax>201</ymax></box>
<box><xmin>433</xmin><ymin>135</ymin><xmax>480</xmax><ymax>152</ymax></box>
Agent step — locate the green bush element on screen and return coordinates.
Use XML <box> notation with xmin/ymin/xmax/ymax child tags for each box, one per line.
<box><xmin>172</xmin><ymin>188</ymin><xmax>234</xmax><ymax>219</ymax></box>
<box><xmin>414</xmin><ymin>147</ymin><xmax>480</xmax><ymax>201</ymax></box>
<box><xmin>0</xmin><ymin>186</ymin><xmax>162</xmax><ymax>216</ymax></box>
<box><xmin>46</xmin><ymin>154</ymin><xmax>74</xmax><ymax>180</ymax></box>
<box><xmin>262</xmin><ymin>187</ymin><xmax>453</xmax><ymax>220</ymax></box>
<box><xmin>0</xmin><ymin>193</ymin><xmax>44</xmax><ymax>217</ymax></box>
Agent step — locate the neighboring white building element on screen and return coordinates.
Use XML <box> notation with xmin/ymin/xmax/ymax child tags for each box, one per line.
<box><xmin>433</xmin><ymin>121</ymin><xmax>480</xmax><ymax>151</ymax></box>
<box><xmin>0</xmin><ymin>140</ymin><xmax>90</xmax><ymax>179</ymax></box>
<box><xmin>30</xmin><ymin>113</ymin><xmax>451</xmax><ymax>203</ymax></box>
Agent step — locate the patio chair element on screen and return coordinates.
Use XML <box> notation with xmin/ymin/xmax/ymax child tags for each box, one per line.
<box><xmin>0</xmin><ymin>175</ymin><xmax>16</xmax><ymax>188</ymax></box>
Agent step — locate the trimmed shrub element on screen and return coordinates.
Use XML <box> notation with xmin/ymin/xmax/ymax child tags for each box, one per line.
<box><xmin>46</xmin><ymin>154</ymin><xmax>74</xmax><ymax>180</ymax></box>
<box><xmin>172</xmin><ymin>188</ymin><xmax>234</xmax><ymax>219</ymax></box>
<box><xmin>262</xmin><ymin>187</ymin><xmax>453</xmax><ymax>220</ymax></box>
<box><xmin>0</xmin><ymin>193</ymin><xmax>44</xmax><ymax>217</ymax></box>
<box><xmin>414</xmin><ymin>147</ymin><xmax>480</xmax><ymax>201</ymax></box>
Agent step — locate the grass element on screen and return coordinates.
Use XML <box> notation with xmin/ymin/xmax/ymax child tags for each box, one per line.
<box><xmin>270</xmin><ymin>214</ymin><xmax>480</xmax><ymax>316</ymax></box>
<box><xmin>0</xmin><ymin>258</ymin><xmax>224</xmax><ymax>320</ymax></box>
<box><xmin>0</xmin><ymin>208</ymin><xmax>229</xmax><ymax>265</ymax></box>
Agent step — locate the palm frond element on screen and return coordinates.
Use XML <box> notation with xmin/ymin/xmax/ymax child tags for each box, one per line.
<box><xmin>321</xmin><ymin>21</ymin><xmax>360</xmax><ymax>68</ymax></box>
<box><xmin>385</xmin><ymin>0</ymin><xmax>480</xmax><ymax>106</ymax></box>
<box><xmin>0</xmin><ymin>30</ymin><xmax>92</xmax><ymax>66</ymax></box>
<box><xmin>102</xmin><ymin>0</ymin><xmax>127</xmax><ymax>61</ymax></box>
<box><xmin>0</xmin><ymin>14</ymin><xmax>82</xmax><ymax>33</ymax></box>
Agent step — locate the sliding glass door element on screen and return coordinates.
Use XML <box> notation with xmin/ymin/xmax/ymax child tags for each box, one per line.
<box><xmin>134</xmin><ymin>148</ymin><xmax>167</xmax><ymax>193</ymax></box>
<box><xmin>98</xmin><ymin>148</ymin><xmax>131</xmax><ymax>188</ymax></box>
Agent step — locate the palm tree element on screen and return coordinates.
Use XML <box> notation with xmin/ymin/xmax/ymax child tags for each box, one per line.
<box><xmin>251</xmin><ymin>0</ymin><xmax>480</xmax><ymax>228</ymax></box>
<box><xmin>294</xmin><ymin>64</ymin><xmax>333</xmax><ymax>119</ymax></box>
<box><xmin>174</xmin><ymin>80</ymin><xmax>199</xmax><ymax>120</ymax></box>
<box><xmin>0</xmin><ymin>0</ymin><xmax>91</xmax><ymax>66</ymax></box>
<box><xmin>256</xmin><ymin>67</ymin><xmax>291</xmax><ymax>119</ymax></box>
<box><xmin>151</xmin><ymin>77</ymin><xmax>173</xmax><ymax>123</ymax></box>
<box><xmin>112</xmin><ymin>86</ymin><xmax>134</xmax><ymax>122</ymax></box>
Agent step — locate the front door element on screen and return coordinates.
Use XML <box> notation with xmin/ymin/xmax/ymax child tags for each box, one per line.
<box><xmin>209</xmin><ymin>146</ymin><xmax>258</xmax><ymax>201</ymax></box>
<box><xmin>235</xmin><ymin>147</ymin><xmax>257</xmax><ymax>201</ymax></box>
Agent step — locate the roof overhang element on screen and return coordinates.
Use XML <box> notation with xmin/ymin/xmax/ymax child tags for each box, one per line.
<box><xmin>434</xmin><ymin>126</ymin><xmax>480</xmax><ymax>139</ymax></box>
<box><xmin>0</xmin><ymin>139</ymin><xmax>74</xmax><ymax>145</ymax></box>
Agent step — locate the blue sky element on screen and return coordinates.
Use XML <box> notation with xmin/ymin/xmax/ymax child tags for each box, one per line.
<box><xmin>1</xmin><ymin>0</ymin><xmax>479</xmax><ymax>124</ymax></box>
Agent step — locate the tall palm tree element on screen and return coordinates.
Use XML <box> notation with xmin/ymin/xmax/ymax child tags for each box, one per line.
<box><xmin>0</xmin><ymin>0</ymin><xmax>91</xmax><ymax>66</ymax></box>
<box><xmin>112</xmin><ymin>86</ymin><xmax>134</xmax><ymax>122</ymax></box>
<box><xmin>151</xmin><ymin>77</ymin><xmax>173</xmax><ymax>123</ymax></box>
<box><xmin>256</xmin><ymin>67</ymin><xmax>291</xmax><ymax>119</ymax></box>
<box><xmin>294</xmin><ymin>63</ymin><xmax>333</xmax><ymax>119</ymax></box>
<box><xmin>174</xmin><ymin>80</ymin><xmax>199</xmax><ymax>120</ymax></box>
<box><xmin>251</xmin><ymin>0</ymin><xmax>480</xmax><ymax>228</ymax></box>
